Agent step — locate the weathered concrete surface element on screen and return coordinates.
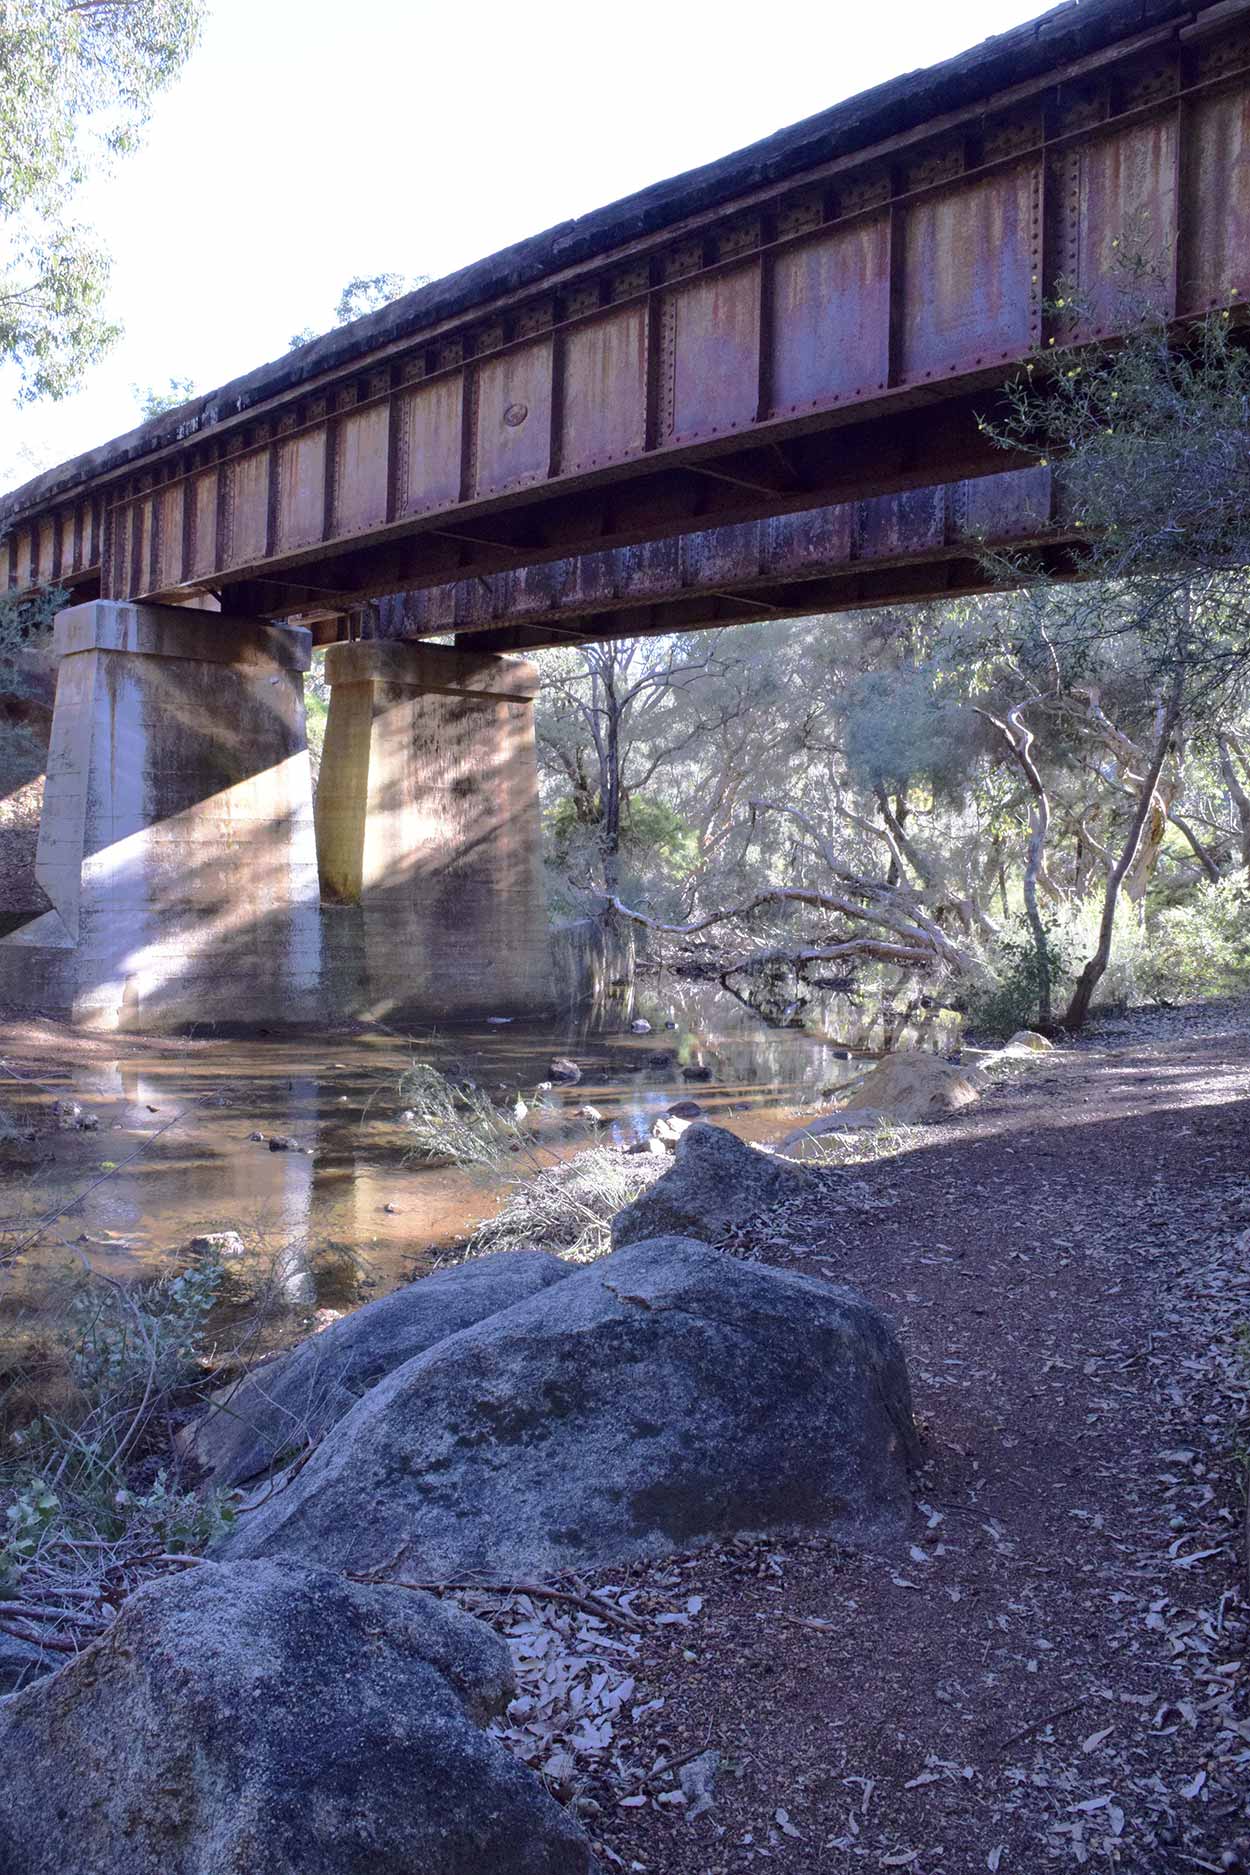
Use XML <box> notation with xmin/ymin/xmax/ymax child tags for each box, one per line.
<box><xmin>0</xmin><ymin>602</ymin><xmax>323</xmax><ymax>1030</ymax></box>
<box><xmin>315</xmin><ymin>639</ymin><xmax>552</xmax><ymax>1020</ymax></box>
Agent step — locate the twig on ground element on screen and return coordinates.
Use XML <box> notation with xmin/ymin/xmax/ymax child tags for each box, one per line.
<box><xmin>992</xmin><ymin>1695</ymin><xmax>1093</xmax><ymax>1756</ymax></box>
<box><xmin>350</xmin><ymin>1572</ymin><xmax>645</xmax><ymax>1632</ymax></box>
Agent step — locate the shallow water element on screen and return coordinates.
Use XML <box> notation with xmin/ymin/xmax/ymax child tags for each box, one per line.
<box><xmin>0</xmin><ymin>980</ymin><xmax>953</xmax><ymax>1385</ymax></box>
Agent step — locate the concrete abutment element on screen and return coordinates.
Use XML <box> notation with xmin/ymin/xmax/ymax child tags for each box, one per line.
<box><xmin>0</xmin><ymin>601</ymin><xmax>323</xmax><ymax>1030</ymax></box>
<box><xmin>0</xmin><ymin>605</ymin><xmax>554</xmax><ymax>1030</ymax></box>
<box><xmin>314</xmin><ymin>638</ymin><xmax>552</xmax><ymax>1022</ymax></box>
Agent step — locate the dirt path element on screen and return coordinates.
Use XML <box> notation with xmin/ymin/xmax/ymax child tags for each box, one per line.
<box><xmin>588</xmin><ymin>1000</ymin><xmax>1250</xmax><ymax>1874</ymax></box>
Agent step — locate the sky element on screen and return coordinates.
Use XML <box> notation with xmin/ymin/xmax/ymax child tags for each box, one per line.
<box><xmin>0</xmin><ymin>0</ymin><xmax>1055</xmax><ymax>494</ymax></box>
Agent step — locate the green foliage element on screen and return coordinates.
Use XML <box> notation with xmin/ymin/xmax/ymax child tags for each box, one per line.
<box><xmin>964</xmin><ymin>918</ymin><xmax>1072</xmax><ymax>1038</ymax></box>
<box><xmin>1</xmin><ymin>218</ymin><xmax>117</xmax><ymax>402</ymax></box>
<box><xmin>1</xmin><ymin>0</ymin><xmax>204</xmax><ymax>400</ymax></box>
<box><xmin>288</xmin><ymin>270</ymin><xmax>429</xmax><ymax>351</ymax></box>
<box><xmin>133</xmin><ymin>374</ymin><xmax>196</xmax><ymax>419</ymax></box>
<box><xmin>549</xmin><ymin>793</ymin><xmax>699</xmax><ymax>877</ymax></box>
<box><xmin>0</xmin><ymin>581</ymin><xmax>64</xmax><ymax>651</ymax></box>
<box><xmin>966</xmin><ymin>901</ymin><xmax>1157</xmax><ymax>1037</ymax></box>
<box><xmin>69</xmin><ymin>1256</ymin><xmax>222</xmax><ymax>1395</ymax></box>
<box><xmin>985</xmin><ymin>277</ymin><xmax>1250</xmax><ymax>712</ymax></box>
<box><xmin>0</xmin><ymin>1254</ymin><xmax>234</xmax><ymax>1595</ymax></box>
<box><xmin>840</xmin><ymin>662</ymin><xmax>977</xmax><ymax>803</ymax></box>
<box><xmin>1139</xmin><ymin>875</ymin><xmax>1250</xmax><ymax>1001</ymax></box>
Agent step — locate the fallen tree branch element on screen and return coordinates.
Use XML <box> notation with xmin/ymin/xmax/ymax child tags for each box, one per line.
<box><xmin>350</xmin><ymin>1573</ymin><xmax>644</xmax><ymax>1632</ymax></box>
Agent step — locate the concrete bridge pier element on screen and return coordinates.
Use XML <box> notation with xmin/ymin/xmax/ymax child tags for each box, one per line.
<box><xmin>314</xmin><ymin>639</ymin><xmax>552</xmax><ymax>1022</ymax></box>
<box><xmin>0</xmin><ymin>600</ymin><xmax>324</xmax><ymax>1031</ymax></box>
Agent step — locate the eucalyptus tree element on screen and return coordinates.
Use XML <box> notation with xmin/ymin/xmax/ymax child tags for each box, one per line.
<box><xmin>534</xmin><ymin>632</ymin><xmax>765</xmax><ymax>906</ymax></box>
<box><xmin>980</xmin><ymin>277</ymin><xmax>1250</xmax><ymax>1027</ymax></box>
<box><xmin>1</xmin><ymin>0</ymin><xmax>204</xmax><ymax>401</ymax></box>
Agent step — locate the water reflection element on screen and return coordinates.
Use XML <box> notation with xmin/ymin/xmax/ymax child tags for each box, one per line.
<box><xmin>0</xmin><ymin>981</ymin><xmax>955</xmax><ymax>1320</ymax></box>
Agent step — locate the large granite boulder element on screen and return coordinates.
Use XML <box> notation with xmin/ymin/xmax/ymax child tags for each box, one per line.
<box><xmin>611</xmin><ymin>1123</ymin><xmax>812</xmax><ymax>1249</ymax></box>
<box><xmin>839</xmin><ymin>1050</ymin><xmax>989</xmax><ymax>1122</ymax></box>
<box><xmin>217</xmin><ymin>1236</ymin><xmax>916</xmax><ymax>1579</ymax></box>
<box><xmin>0</xmin><ymin>1559</ymin><xmax>593</xmax><ymax>1875</ymax></box>
<box><xmin>0</xmin><ymin>1628</ymin><xmax>52</xmax><ymax>1696</ymax></box>
<box><xmin>184</xmin><ymin>1249</ymin><xmax>574</xmax><ymax>1485</ymax></box>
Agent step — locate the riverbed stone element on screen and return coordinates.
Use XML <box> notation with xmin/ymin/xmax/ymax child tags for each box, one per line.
<box><xmin>840</xmin><ymin>1050</ymin><xmax>989</xmax><ymax>1123</ymax></box>
<box><xmin>611</xmin><ymin>1121</ymin><xmax>812</xmax><ymax>1247</ymax></box>
<box><xmin>216</xmin><ymin>1235</ymin><xmax>917</xmax><ymax>1578</ymax></box>
<box><xmin>183</xmin><ymin>1249</ymin><xmax>575</xmax><ymax>1486</ymax></box>
<box><xmin>0</xmin><ymin>1558</ymin><xmax>593</xmax><ymax>1875</ymax></box>
<box><xmin>775</xmin><ymin>1109</ymin><xmax>887</xmax><ymax>1158</ymax></box>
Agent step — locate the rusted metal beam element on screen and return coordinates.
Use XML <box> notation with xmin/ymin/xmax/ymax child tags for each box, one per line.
<box><xmin>365</xmin><ymin>465</ymin><xmax>1072</xmax><ymax>651</ymax></box>
<box><xmin>4</xmin><ymin>0</ymin><xmax>1250</xmax><ymax>614</ymax></box>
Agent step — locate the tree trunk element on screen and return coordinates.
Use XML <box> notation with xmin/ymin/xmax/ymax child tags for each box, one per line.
<box><xmin>1062</xmin><ymin>673</ymin><xmax>1185</xmax><ymax>1032</ymax></box>
<box><xmin>1218</xmin><ymin>734</ymin><xmax>1250</xmax><ymax>870</ymax></box>
<box><xmin>975</xmin><ymin>704</ymin><xmax>1053</xmax><ymax>1029</ymax></box>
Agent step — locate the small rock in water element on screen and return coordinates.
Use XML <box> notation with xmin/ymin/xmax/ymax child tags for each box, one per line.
<box><xmin>52</xmin><ymin>1099</ymin><xmax>96</xmax><ymax>1131</ymax></box>
<box><xmin>630</xmin><ymin>1018</ymin><xmax>652</xmax><ymax>1034</ymax></box>
<box><xmin>267</xmin><ymin>1135</ymin><xmax>299</xmax><ymax>1153</ymax></box>
<box><xmin>645</xmin><ymin>1051</ymin><xmax>675</xmax><ymax>1071</ymax></box>
<box><xmin>247</xmin><ymin>1130</ymin><xmax>266</xmax><ymax>1143</ymax></box>
<box><xmin>577</xmin><ymin>1105</ymin><xmax>605</xmax><ymax>1127</ymax></box>
<box><xmin>383</xmin><ymin>1202</ymin><xmax>400</xmax><ymax>1214</ymax></box>
<box><xmin>681</xmin><ymin>1063</ymin><xmax>713</xmax><ymax>1082</ymax></box>
<box><xmin>651</xmin><ymin>1101</ymin><xmax>703</xmax><ymax>1149</ymax></box>
<box><xmin>548</xmin><ymin>1057</ymin><xmax>582</xmax><ymax>1084</ymax></box>
<box><xmin>187</xmin><ymin>1231</ymin><xmax>246</xmax><ymax>1259</ymax></box>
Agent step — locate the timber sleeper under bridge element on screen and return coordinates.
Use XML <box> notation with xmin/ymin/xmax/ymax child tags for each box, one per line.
<box><xmin>1</xmin><ymin>0</ymin><xmax>1248</xmax><ymax>1029</ymax></box>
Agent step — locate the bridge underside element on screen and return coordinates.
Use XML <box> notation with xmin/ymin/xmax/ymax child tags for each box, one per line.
<box><xmin>5</xmin><ymin>0</ymin><xmax>1248</xmax><ymax>625</ymax></box>
<box><xmin>369</xmin><ymin>466</ymin><xmax>1075</xmax><ymax>652</ymax></box>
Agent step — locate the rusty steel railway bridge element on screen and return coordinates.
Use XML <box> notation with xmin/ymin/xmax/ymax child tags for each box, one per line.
<box><xmin>1</xmin><ymin>0</ymin><xmax>1248</xmax><ymax>1029</ymax></box>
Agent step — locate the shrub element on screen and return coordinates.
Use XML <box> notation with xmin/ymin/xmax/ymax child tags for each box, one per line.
<box><xmin>1139</xmin><ymin>875</ymin><xmax>1250</xmax><ymax>1000</ymax></box>
<box><xmin>470</xmin><ymin>1149</ymin><xmax>664</xmax><ymax>1264</ymax></box>
<box><xmin>0</xmin><ymin>1258</ymin><xmax>235</xmax><ymax>1628</ymax></box>
<box><xmin>965</xmin><ymin>900</ymin><xmax>1150</xmax><ymax>1037</ymax></box>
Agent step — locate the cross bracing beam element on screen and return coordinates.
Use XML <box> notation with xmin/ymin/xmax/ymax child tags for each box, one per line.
<box><xmin>3</xmin><ymin>0</ymin><xmax>1249</xmax><ymax>616</ymax></box>
<box><xmin>365</xmin><ymin>465</ymin><xmax>1078</xmax><ymax>652</ymax></box>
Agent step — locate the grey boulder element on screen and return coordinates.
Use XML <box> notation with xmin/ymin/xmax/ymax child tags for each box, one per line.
<box><xmin>611</xmin><ymin>1121</ymin><xmax>812</xmax><ymax>1248</ymax></box>
<box><xmin>0</xmin><ymin>1628</ymin><xmax>52</xmax><ymax>1697</ymax></box>
<box><xmin>217</xmin><ymin>1236</ymin><xmax>916</xmax><ymax>1579</ymax></box>
<box><xmin>184</xmin><ymin>1249</ymin><xmax>575</xmax><ymax>1485</ymax></box>
<box><xmin>0</xmin><ymin>1558</ymin><xmax>593</xmax><ymax>1875</ymax></box>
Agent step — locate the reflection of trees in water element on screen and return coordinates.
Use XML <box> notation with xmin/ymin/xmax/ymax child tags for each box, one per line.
<box><xmin>649</xmin><ymin>962</ymin><xmax>955</xmax><ymax>1059</ymax></box>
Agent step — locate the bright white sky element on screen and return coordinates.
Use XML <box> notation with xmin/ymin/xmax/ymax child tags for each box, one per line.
<box><xmin>1</xmin><ymin>0</ymin><xmax>1054</xmax><ymax>494</ymax></box>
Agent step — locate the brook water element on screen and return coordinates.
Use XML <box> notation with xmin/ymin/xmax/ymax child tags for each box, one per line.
<box><xmin>0</xmin><ymin>979</ymin><xmax>954</xmax><ymax>1398</ymax></box>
